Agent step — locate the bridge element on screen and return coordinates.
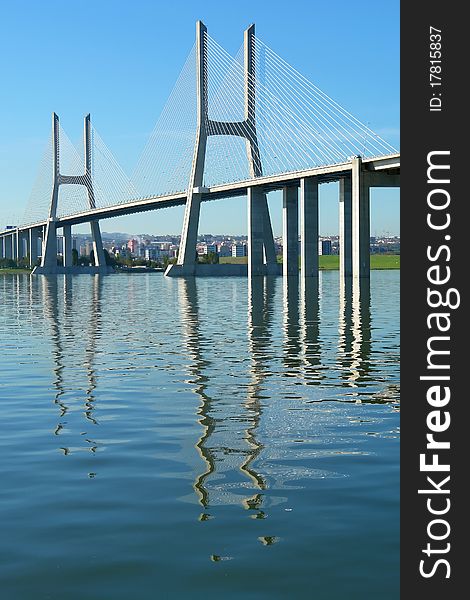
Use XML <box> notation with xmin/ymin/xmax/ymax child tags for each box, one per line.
<box><xmin>0</xmin><ymin>21</ymin><xmax>399</xmax><ymax>279</ymax></box>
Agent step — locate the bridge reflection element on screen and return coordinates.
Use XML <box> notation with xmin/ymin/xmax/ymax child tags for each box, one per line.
<box><xmin>175</xmin><ymin>274</ymin><xmax>376</xmax><ymax>514</ymax></box>
<box><xmin>177</xmin><ymin>278</ymin><xmax>213</xmax><ymax>510</ymax></box>
<box><xmin>338</xmin><ymin>278</ymin><xmax>372</xmax><ymax>389</ymax></box>
<box><xmin>41</xmin><ymin>275</ymin><xmax>102</xmax><ymax>457</ymax></box>
<box><xmin>300</xmin><ymin>277</ymin><xmax>323</xmax><ymax>383</ymax></box>
<box><xmin>16</xmin><ymin>270</ymin><xmax>380</xmax><ymax>493</ymax></box>
<box><xmin>178</xmin><ymin>277</ymin><xmax>270</xmax><ymax>516</ymax></box>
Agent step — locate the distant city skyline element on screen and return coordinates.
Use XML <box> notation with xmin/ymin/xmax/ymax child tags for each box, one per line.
<box><xmin>0</xmin><ymin>0</ymin><xmax>399</xmax><ymax>235</ymax></box>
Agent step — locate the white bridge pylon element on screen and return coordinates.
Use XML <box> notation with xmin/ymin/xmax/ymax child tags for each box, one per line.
<box><xmin>169</xmin><ymin>22</ymin><xmax>278</xmax><ymax>276</ymax></box>
<box><xmin>34</xmin><ymin>113</ymin><xmax>109</xmax><ymax>274</ymax></box>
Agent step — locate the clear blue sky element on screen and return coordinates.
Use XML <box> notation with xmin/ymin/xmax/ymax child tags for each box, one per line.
<box><xmin>0</xmin><ymin>0</ymin><xmax>399</xmax><ymax>237</ymax></box>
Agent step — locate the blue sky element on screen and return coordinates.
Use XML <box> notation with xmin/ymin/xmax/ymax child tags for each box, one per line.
<box><xmin>0</xmin><ymin>0</ymin><xmax>399</xmax><ymax>236</ymax></box>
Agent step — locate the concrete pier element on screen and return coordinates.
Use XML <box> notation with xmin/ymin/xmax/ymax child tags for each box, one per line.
<box><xmin>260</xmin><ymin>195</ymin><xmax>277</xmax><ymax>268</ymax></box>
<box><xmin>300</xmin><ymin>177</ymin><xmax>318</xmax><ymax>278</ymax></box>
<box><xmin>177</xmin><ymin>192</ymin><xmax>202</xmax><ymax>276</ymax></box>
<box><xmin>63</xmin><ymin>224</ymin><xmax>73</xmax><ymax>267</ymax></box>
<box><xmin>283</xmin><ymin>186</ymin><xmax>299</xmax><ymax>276</ymax></box>
<box><xmin>339</xmin><ymin>176</ymin><xmax>353</xmax><ymax>279</ymax></box>
<box><xmin>29</xmin><ymin>228</ymin><xmax>40</xmax><ymax>267</ymax></box>
<box><xmin>351</xmin><ymin>157</ymin><xmax>370</xmax><ymax>279</ymax></box>
<box><xmin>11</xmin><ymin>231</ymin><xmax>17</xmax><ymax>260</ymax></box>
<box><xmin>41</xmin><ymin>220</ymin><xmax>59</xmax><ymax>271</ymax></box>
<box><xmin>21</xmin><ymin>230</ymin><xmax>29</xmax><ymax>260</ymax></box>
<box><xmin>248</xmin><ymin>187</ymin><xmax>266</xmax><ymax>277</ymax></box>
<box><xmin>3</xmin><ymin>234</ymin><xmax>13</xmax><ymax>259</ymax></box>
<box><xmin>90</xmin><ymin>221</ymin><xmax>106</xmax><ymax>268</ymax></box>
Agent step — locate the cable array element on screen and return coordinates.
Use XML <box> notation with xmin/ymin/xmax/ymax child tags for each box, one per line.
<box><xmin>90</xmin><ymin>125</ymin><xmax>139</xmax><ymax>208</ymax></box>
<box><xmin>131</xmin><ymin>45</ymin><xmax>198</xmax><ymax>198</ymax></box>
<box><xmin>253</xmin><ymin>35</ymin><xmax>397</xmax><ymax>161</ymax></box>
<box><xmin>21</xmin><ymin>133</ymin><xmax>54</xmax><ymax>226</ymax></box>
<box><xmin>19</xmin><ymin>30</ymin><xmax>398</xmax><ymax>225</ymax></box>
<box><xmin>201</xmin><ymin>33</ymin><xmax>397</xmax><ymax>188</ymax></box>
<box><xmin>56</xmin><ymin>124</ymin><xmax>91</xmax><ymax>218</ymax></box>
<box><xmin>203</xmin><ymin>35</ymin><xmax>251</xmax><ymax>186</ymax></box>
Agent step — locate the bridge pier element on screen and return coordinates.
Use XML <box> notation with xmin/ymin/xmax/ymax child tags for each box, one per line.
<box><xmin>29</xmin><ymin>227</ymin><xmax>41</xmax><ymax>267</ymax></box>
<box><xmin>40</xmin><ymin>219</ymin><xmax>59</xmax><ymax>271</ymax></box>
<box><xmin>17</xmin><ymin>230</ymin><xmax>27</xmax><ymax>262</ymax></box>
<box><xmin>352</xmin><ymin>157</ymin><xmax>370</xmax><ymax>279</ymax></box>
<box><xmin>2</xmin><ymin>235</ymin><xmax>8</xmax><ymax>259</ymax></box>
<box><xmin>283</xmin><ymin>186</ymin><xmax>299</xmax><ymax>276</ymax></box>
<box><xmin>248</xmin><ymin>187</ymin><xmax>265</xmax><ymax>277</ymax></box>
<box><xmin>11</xmin><ymin>231</ymin><xmax>18</xmax><ymax>261</ymax></box>
<box><xmin>175</xmin><ymin>192</ymin><xmax>203</xmax><ymax>276</ymax></box>
<box><xmin>247</xmin><ymin>187</ymin><xmax>280</xmax><ymax>277</ymax></box>
<box><xmin>339</xmin><ymin>176</ymin><xmax>353</xmax><ymax>279</ymax></box>
<box><xmin>260</xmin><ymin>195</ymin><xmax>278</xmax><ymax>269</ymax></box>
<box><xmin>14</xmin><ymin>231</ymin><xmax>19</xmax><ymax>260</ymax></box>
<box><xmin>300</xmin><ymin>177</ymin><xmax>319</xmax><ymax>278</ymax></box>
<box><xmin>3</xmin><ymin>234</ymin><xmax>13</xmax><ymax>259</ymax></box>
<box><xmin>63</xmin><ymin>224</ymin><xmax>73</xmax><ymax>267</ymax></box>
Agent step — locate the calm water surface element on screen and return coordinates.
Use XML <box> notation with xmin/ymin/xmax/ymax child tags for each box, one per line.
<box><xmin>0</xmin><ymin>271</ymin><xmax>399</xmax><ymax>600</ymax></box>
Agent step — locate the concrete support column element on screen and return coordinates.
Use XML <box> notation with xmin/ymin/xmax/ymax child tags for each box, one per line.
<box><xmin>339</xmin><ymin>176</ymin><xmax>353</xmax><ymax>279</ymax></box>
<box><xmin>175</xmin><ymin>21</ymin><xmax>207</xmax><ymax>276</ymax></box>
<box><xmin>261</xmin><ymin>196</ymin><xmax>277</xmax><ymax>267</ymax></box>
<box><xmin>0</xmin><ymin>236</ymin><xmax>4</xmax><ymax>259</ymax></box>
<box><xmin>42</xmin><ymin>219</ymin><xmax>58</xmax><ymax>269</ymax></box>
<box><xmin>300</xmin><ymin>177</ymin><xmax>319</xmax><ymax>278</ymax></box>
<box><xmin>12</xmin><ymin>231</ymin><xmax>18</xmax><ymax>261</ymax></box>
<box><xmin>84</xmin><ymin>115</ymin><xmax>107</xmax><ymax>270</ymax></box>
<box><xmin>15</xmin><ymin>231</ymin><xmax>20</xmax><ymax>260</ymax></box>
<box><xmin>63</xmin><ymin>224</ymin><xmax>73</xmax><ymax>267</ymax></box>
<box><xmin>283</xmin><ymin>186</ymin><xmax>299</xmax><ymax>276</ymax></box>
<box><xmin>14</xmin><ymin>232</ymin><xmax>19</xmax><ymax>260</ymax></box>
<box><xmin>16</xmin><ymin>230</ymin><xmax>24</xmax><ymax>260</ymax></box>
<box><xmin>18</xmin><ymin>231</ymin><xmax>28</xmax><ymax>260</ymax></box>
<box><xmin>39</xmin><ymin>114</ymin><xmax>60</xmax><ymax>274</ymax></box>
<box><xmin>4</xmin><ymin>235</ymin><xmax>13</xmax><ymax>259</ymax></box>
<box><xmin>177</xmin><ymin>192</ymin><xmax>202</xmax><ymax>274</ymax></box>
<box><xmin>41</xmin><ymin>225</ymin><xmax>46</xmax><ymax>262</ymax></box>
<box><xmin>351</xmin><ymin>157</ymin><xmax>370</xmax><ymax>279</ymax></box>
<box><xmin>29</xmin><ymin>228</ymin><xmax>40</xmax><ymax>267</ymax></box>
<box><xmin>90</xmin><ymin>221</ymin><xmax>106</xmax><ymax>267</ymax></box>
<box><xmin>18</xmin><ymin>232</ymin><xmax>24</xmax><ymax>260</ymax></box>
<box><xmin>248</xmin><ymin>187</ymin><xmax>265</xmax><ymax>277</ymax></box>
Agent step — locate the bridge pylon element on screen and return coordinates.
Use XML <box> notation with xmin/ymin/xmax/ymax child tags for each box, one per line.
<box><xmin>166</xmin><ymin>21</ymin><xmax>278</xmax><ymax>277</ymax></box>
<box><xmin>33</xmin><ymin>113</ymin><xmax>110</xmax><ymax>275</ymax></box>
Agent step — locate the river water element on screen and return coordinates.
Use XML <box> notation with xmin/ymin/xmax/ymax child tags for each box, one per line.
<box><xmin>0</xmin><ymin>271</ymin><xmax>399</xmax><ymax>599</ymax></box>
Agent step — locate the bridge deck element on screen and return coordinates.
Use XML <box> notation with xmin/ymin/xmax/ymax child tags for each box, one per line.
<box><xmin>1</xmin><ymin>154</ymin><xmax>399</xmax><ymax>234</ymax></box>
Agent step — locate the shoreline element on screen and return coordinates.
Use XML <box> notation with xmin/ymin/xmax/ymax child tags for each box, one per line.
<box><xmin>1</xmin><ymin>255</ymin><xmax>400</xmax><ymax>275</ymax></box>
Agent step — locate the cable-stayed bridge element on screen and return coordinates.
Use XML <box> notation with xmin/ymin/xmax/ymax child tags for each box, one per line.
<box><xmin>0</xmin><ymin>21</ymin><xmax>399</xmax><ymax>278</ymax></box>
